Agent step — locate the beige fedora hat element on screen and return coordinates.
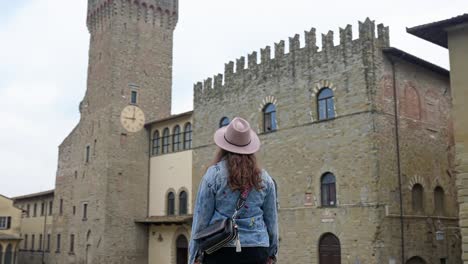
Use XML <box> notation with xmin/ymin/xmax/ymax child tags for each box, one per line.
<box><xmin>214</xmin><ymin>117</ymin><xmax>261</xmax><ymax>155</ymax></box>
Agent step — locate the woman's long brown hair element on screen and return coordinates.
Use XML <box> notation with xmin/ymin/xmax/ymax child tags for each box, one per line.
<box><xmin>211</xmin><ymin>148</ymin><xmax>263</xmax><ymax>191</ymax></box>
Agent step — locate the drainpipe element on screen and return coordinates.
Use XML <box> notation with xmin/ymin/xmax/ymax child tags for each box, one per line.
<box><xmin>390</xmin><ymin>58</ymin><xmax>405</xmax><ymax>263</ymax></box>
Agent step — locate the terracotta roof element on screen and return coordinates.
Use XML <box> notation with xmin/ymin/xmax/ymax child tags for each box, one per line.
<box><xmin>12</xmin><ymin>189</ymin><xmax>55</xmax><ymax>201</ymax></box>
<box><xmin>145</xmin><ymin>111</ymin><xmax>193</xmax><ymax>128</ymax></box>
<box><xmin>383</xmin><ymin>47</ymin><xmax>450</xmax><ymax>77</ymax></box>
<box><xmin>136</xmin><ymin>215</ymin><xmax>193</xmax><ymax>225</ymax></box>
<box><xmin>407</xmin><ymin>14</ymin><xmax>468</xmax><ymax>48</ymax></box>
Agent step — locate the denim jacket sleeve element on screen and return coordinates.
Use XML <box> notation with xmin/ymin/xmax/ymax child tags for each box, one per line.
<box><xmin>189</xmin><ymin>166</ymin><xmax>217</xmax><ymax>264</ymax></box>
<box><xmin>263</xmin><ymin>171</ymin><xmax>279</xmax><ymax>257</ymax></box>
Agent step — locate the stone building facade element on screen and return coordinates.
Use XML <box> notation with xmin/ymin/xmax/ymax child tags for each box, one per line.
<box><xmin>192</xmin><ymin>19</ymin><xmax>460</xmax><ymax>263</ymax></box>
<box><xmin>407</xmin><ymin>14</ymin><xmax>468</xmax><ymax>264</ymax></box>
<box><xmin>13</xmin><ymin>190</ymin><xmax>54</xmax><ymax>264</ymax></box>
<box><xmin>48</xmin><ymin>0</ymin><xmax>178</xmax><ymax>263</ymax></box>
<box><xmin>12</xmin><ymin>0</ymin><xmax>464</xmax><ymax>263</ymax></box>
<box><xmin>0</xmin><ymin>194</ymin><xmax>22</xmax><ymax>264</ymax></box>
<box><xmin>139</xmin><ymin>111</ymin><xmax>193</xmax><ymax>264</ymax></box>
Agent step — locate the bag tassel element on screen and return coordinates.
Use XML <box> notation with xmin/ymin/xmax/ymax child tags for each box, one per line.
<box><xmin>236</xmin><ymin>234</ymin><xmax>242</xmax><ymax>252</ymax></box>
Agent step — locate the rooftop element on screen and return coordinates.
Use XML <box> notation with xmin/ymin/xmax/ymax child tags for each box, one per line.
<box><xmin>407</xmin><ymin>14</ymin><xmax>468</xmax><ymax>48</ymax></box>
<box><xmin>12</xmin><ymin>189</ymin><xmax>55</xmax><ymax>201</ymax></box>
<box><xmin>383</xmin><ymin>47</ymin><xmax>450</xmax><ymax>77</ymax></box>
<box><xmin>145</xmin><ymin>111</ymin><xmax>193</xmax><ymax>128</ymax></box>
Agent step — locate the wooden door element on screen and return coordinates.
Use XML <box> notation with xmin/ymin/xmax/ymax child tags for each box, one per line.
<box><xmin>319</xmin><ymin>233</ymin><xmax>341</xmax><ymax>264</ymax></box>
<box><xmin>176</xmin><ymin>235</ymin><xmax>188</xmax><ymax>264</ymax></box>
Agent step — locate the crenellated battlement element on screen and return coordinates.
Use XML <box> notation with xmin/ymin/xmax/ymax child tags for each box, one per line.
<box><xmin>86</xmin><ymin>0</ymin><xmax>179</xmax><ymax>33</ymax></box>
<box><xmin>194</xmin><ymin>18</ymin><xmax>390</xmax><ymax>103</ymax></box>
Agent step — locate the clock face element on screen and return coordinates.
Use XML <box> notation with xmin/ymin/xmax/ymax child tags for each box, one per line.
<box><xmin>120</xmin><ymin>105</ymin><xmax>145</xmax><ymax>133</ymax></box>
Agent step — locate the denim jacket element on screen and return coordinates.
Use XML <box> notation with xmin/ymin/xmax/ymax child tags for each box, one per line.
<box><xmin>189</xmin><ymin>160</ymin><xmax>279</xmax><ymax>264</ymax></box>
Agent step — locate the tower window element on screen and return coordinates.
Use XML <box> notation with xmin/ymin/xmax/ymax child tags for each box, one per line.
<box><xmin>263</xmin><ymin>103</ymin><xmax>277</xmax><ymax>133</ymax></box>
<box><xmin>31</xmin><ymin>234</ymin><xmax>35</xmax><ymax>251</ymax></box>
<box><xmin>26</xmin><ymin>204</ymin><xmax>30</xmax><ymax>217</ymax></box>
<box><xmin>39</xmin><ymin>234</ymin><xmax>43</xmax><ymax>250</ymax></box>
<box><xmin>46</xmin><ymin>234</ymin><xmax>51</xmax><ymax>251</ymax></box>
<box><xmin>83</xmin><ymin>203</ymin><xmax>88</xmax><ymax>220</ymax></box>
<box><xmin>434</xmin><ymin>186</ymin><xmax>445</xmax><ymax>215</ymax></box>
<box><xmin>85</xmin><ymin>145</ymin><xmax>90</xmax><ymax>163</ymax></box>
<box><xmin>49</xmin><ymin>201</ymin><xmax>53</xmax><ymax>215</ymax></box>
<box><xmin>318</xmin><ymin>88</ymin><xmax>335</xmax><ymax>120</ymax></box>
<box><xmin>56</xmin><ymin>234</ymin><xmax>61</xmax><ymax>253</ymax></box>
<box><xmin>131</xmin><ymin>91</ymin><xmax>138</xmax><ymax>104</ymax></box>
<box><xmin>59</xmin><ymin>199</ymin><xmax>63</xmax><ymax>215</ymax></box>
<box><xmin>70</xmin><ymin>234</ymin><xmax>75</xmax><ymax>253</ymax></box>
<box><xmin>412</xmin><ymin>184</ymin><xmax>424</xmax><ymax>213</ymax></box>
<box><xmin>321</xmin><ymin>173</ymin><xmax>336</xmax><ymax>207</ymax></box>
<box><xmin>41</xmin><ymin>202</ymin><xmax>45</xmax><ymax>216</ymax></box>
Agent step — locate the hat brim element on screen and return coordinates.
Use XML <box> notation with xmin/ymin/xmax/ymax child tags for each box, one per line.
<box><xmin>213</xmin><ymin>126</ymin><xmax>261</xmax><ymax>155</ymax></box>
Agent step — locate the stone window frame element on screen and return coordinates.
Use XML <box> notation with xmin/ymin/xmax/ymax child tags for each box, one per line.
<box><xmin>0</xmin><ymin>216</ymin><xmax>10</xmax><ymax>230</ymax></box>
<box><xmin>411</xmin><ymin>183</ymin><xmax>425</xmax><ymax>214</ymax></box>
<box><xmin>320</xmin><ymin>172</ymin><xmax>337</xmax><ymax>208</ymax></box>
<box><xmin>258</xmin><ymin>96</ymin><xmax>279</xmax><ymax>134</ymax></box>
<box><xmin>171</xmin><ymin>227</ymin><xmax>190</xmax><ymax>264</ymax></box>
<box><xmin>172</xmin><ymin>125</ymin><xmax>182</xmax><ymax>152</ymax></box>
<box><xmin>434</xmin><ymin>185</ymin><xmax>445</xmax><ymax>215</ymax></box>
<box><xmin>69</xmin><ymin>234</ymin><xmax>75</xmax><ymax>254</ymax></box>
<box><xmin>152</xmin><ymin>129</ymin><xmax>160</xmax><ymax>156</ymax></box>
<box><xmin>317</xmin><ymin>88</ymin><xmax>336</xmax><ymax>121</ymax></box>
<box><xmin>166</xmin><ymin>188</ymin><xmax>176</xmax><ymax>216</ymax></box>
<box><xmin>55</xmin><ymin>233</ymin><xmax>61</xmax><ymax>253</ymax></box>
<box><xmin>130</xmin><ymin>90</ymin><xmax>138</xmax><ymax>105</ymax></box>
<box><xmin>177</xmin><ymin>187</ymin><xmax>190</xmax><ymax>216</ymax></box>
<box><xmin>183</xmin><ymin>122</ymin><xmax>192</xmax><ymax>150</ymax></box>
<box><xmin>310</xmin><ymin>80</ymin><xmax>338</xmax><ymax>122</ymax></box>
<box><xmin>162</xmin><ymin>127</ymin><xmax>171</xmax><ymax>154</ymax></box>
<box><xmin>82</xmin><ymin>202</ymin><xmax>89</xmax><ymax>221</ymax></box>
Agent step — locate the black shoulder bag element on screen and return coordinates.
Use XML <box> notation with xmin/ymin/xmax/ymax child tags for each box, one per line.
<box><xmin>193</xmin><ymin>188</ymin><xmax>250</xmax><ymax>262</ymax></box>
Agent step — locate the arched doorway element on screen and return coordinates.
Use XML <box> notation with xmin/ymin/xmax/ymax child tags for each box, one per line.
<box><xmin>319</xmin><ymin>233</ymin><xmax>341</xmax><ymax>264</ymax></box>
<box><xmin>176</xmin><ymin>235</ymin><xmax>188</xmax><ymax>264</ymax></box>
<box><xmin>406</xmin><ymin>256</ymin><xmax>426</xmax><ymax>264</ymax></box>
<box><xmin>4</xmin><ymin>244</ymin><xmax>12</xmax><ymax>264</ymax></box>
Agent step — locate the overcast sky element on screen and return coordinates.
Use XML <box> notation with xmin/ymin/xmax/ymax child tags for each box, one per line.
<box><xmin>0</xmin><ymin>0</ymin><xmax>465</xmax><ymax>197</ymax></box>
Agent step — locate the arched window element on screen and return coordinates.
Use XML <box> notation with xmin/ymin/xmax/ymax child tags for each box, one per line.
<box><xmin>179</xmin><ymin>191</ymin><xmax>188</xmax><ymax>215</ymax></box>
<box><xmin>152</xmin><ymin>130</ymin><xmax>160</xmax><ymax>155</ymax></box>
<box><xmin>176</xmin><ymin>235</ymin><xmax>188</xmax><ymax>264</ymax></box>
<box><xmin>167</xmin><ymin>192</ymin><xmax>175</xmax><ymax>215</ymax></box>
<box><xmin>319</xmin><ymin>233</ymin><xmax>341</xmax><ymax>264</ymax></box>
<box><xmin>412</xmin><ymin>184</ymin><xmax>424</xmax><ymax>212</ymax></box>
<box><xmin>4</xmin><ymin>244</ymin><xmax>12</xmax><ymax>264</ymax></box>
<box><xmin>183</xmin><ymin>123</ymin><xmax>192</xmax><ymax>150</ymax></box>
<box><xmin>434</xmin><ymin>186</ymin><xmax>445</xmax><ymax>215</ymax></box>
<box><xmin>162</xmin><ymin>128</ymin><xmax>170</xmax><ymax>154</ymax></box>
<box><xmin>318</xmin><ymin>88</ymin><xmax>335</xmax><ymax>120</ymax></box>
<box><xmin>406</xmin><ymin>256</ymin><xmax>427</xmax><ymax>264</ymax></box>
<box><xmin>173</xmin><ymin>125</ymin><xmax>181</xmax><ymax>152</ymax></box>
<box><xmin>321</xmin><ymin>173</ymin><xmax>336</xmax><ymax>207</ymax></box>
<box><xmin>219</xmin><ymin>117</ymin><xmax>230</xmax><ymax>128</ymax></box>
<box><xmin>263</xmin><ymin>103</ymin><xmax>277</xmax><ymax>133</ymax></box>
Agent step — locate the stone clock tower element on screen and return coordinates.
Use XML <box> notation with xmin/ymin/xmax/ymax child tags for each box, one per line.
<box><xmin>49</xmin><ymin>0</ymin><xmax>178</xmax><ymax>263</ymax></box>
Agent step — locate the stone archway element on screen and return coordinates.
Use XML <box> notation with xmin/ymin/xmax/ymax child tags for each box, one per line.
<box><xmin>176</xmin><ymin>235</ymin><xmax>188</xmax><ymax>264</ymax></box>
<box><xmin>4</xmin><ymin>244</ymin><xmax>12</xmax><ymax>264</ymax></box>
<box><xmin>406</xmin><ymin>256</ymin><xmax>426</xmax><ymax>264</ymax></box>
